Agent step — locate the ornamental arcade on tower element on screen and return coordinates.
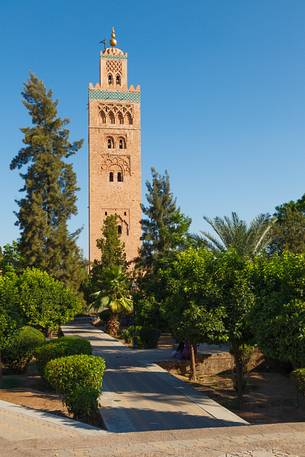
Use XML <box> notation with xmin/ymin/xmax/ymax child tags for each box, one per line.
<box><xmin>88</xmin><ymin>28</ymin><xmax>142</xmax><ymax>264</ymax></box>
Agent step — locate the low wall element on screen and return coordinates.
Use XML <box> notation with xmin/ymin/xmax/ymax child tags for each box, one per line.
<box><xmin>159</xmin><ymin>348</ymin><xmax>264</xmax><ymax>377</ymax></box>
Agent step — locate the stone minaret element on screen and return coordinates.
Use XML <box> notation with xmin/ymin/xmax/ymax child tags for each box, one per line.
<box><xmin>88</xmin><ymin>27</ymin><xmax>141</xmax><ymax>264</ymax></box>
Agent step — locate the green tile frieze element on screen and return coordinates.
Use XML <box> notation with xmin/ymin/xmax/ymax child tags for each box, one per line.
<box><xmin>89</xmin><ymin>89</ymin><xmax>140</xmax><ymax>103</ymax></box>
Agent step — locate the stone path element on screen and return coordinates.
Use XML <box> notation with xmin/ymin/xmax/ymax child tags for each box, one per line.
<box><xmin>63</xmin><ymin>321</ymin><xmax>247</xmax><ymax>432</ymax></box>
<box><xmin>1</xmin><ymin>419</ymin><xmax>305</xmax><ymax>456</ymax></box>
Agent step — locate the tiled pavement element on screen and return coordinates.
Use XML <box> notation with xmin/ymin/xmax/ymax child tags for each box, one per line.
<box><xmin>62</xmin><ymin>321</ymin><xmax>247</xmax><ymax>433</ymax></box>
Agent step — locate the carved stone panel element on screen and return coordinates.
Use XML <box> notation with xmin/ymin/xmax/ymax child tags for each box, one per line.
<box><xmin>100</xmin><ymin>154</ymin><xmax>131</xmax><ymax>175</ymax></box>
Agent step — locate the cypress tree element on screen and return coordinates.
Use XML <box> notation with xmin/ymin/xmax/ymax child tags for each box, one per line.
<box><xmin>140</xmin><ymin>167</ymin><xmax>191</xmax><ymax>270</ymax></box>
<box><xmin>86</xmin><ymin>215</ymin><xmax>128</xmax><ymax>301</ymax></box>
<box><xmin>10</xmin><ymin>74</ymin><xmax>86</xmax><ymax>290</ymax></box>
<box><xmin>90</xmin><ymin>214</ymin><xmax>127</xmax><ymax>280</ymax></box>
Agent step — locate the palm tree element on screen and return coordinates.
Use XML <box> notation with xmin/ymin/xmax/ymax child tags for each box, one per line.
<box><xmin>201</xmin><ymin>212</ymin><xmax>273</xmax><ymax>257</ymax></box>
<box><xmin>90</xmin><ymin>265</ymin><xmax>133</xmax><ymax>336</ymax></box>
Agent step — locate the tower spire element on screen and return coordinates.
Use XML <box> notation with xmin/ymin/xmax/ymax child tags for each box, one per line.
<box><xmin>110</xmin><ymin>26</ymin><xmax>117</xmax><ymax>47</ymax></box>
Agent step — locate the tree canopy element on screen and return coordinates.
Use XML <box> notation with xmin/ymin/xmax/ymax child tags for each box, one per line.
<box><xmin>10</xmin><ymin>74</ymin><xmax>86</xmax><ymax>291</ymax></box>
<box><xmin>201</xmin><ymin>212</ymin><xmax>273</xmax><ymax>257</ymax></box>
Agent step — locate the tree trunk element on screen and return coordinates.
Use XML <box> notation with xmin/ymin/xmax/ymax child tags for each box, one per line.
<box><xmin>106</xmin><ymin>313</ymin><xmax>120</xmax><ymax>337</ymax></box>
<box><xmin>232</xmin><ymin>344</ymin><xmax>244</xmax><ymax>405</ymax></box>
<box><xmin>190</xmin><ymin>343</ymin><xmax>197</xmax><ymax>381</ymax></box>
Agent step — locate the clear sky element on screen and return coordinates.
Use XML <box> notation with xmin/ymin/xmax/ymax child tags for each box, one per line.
<box><xmin>1</xmin><ymin>0</ymin><xmax>305</xmax><ymax>257</ymax></box>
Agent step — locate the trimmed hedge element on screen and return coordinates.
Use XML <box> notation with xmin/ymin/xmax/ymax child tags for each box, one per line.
<box><xmin>36</xmin><ymin>336</ymin><xmax>92</xmax><ymax>373</ymax></box>
<box><xmin>44</xmin><ymin>354</ymin><xmax>106</xmax><ymax>420</ymax></box>
<box><xmin>2</xmin><ymin>326</ymin><xmax>45</xmax><ymax>372</ymax></box>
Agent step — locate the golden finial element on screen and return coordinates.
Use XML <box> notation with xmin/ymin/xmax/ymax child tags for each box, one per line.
<box><xmin>110</xmin><ymin>26</ymin><xmax>117</xmax><ymax>47</ymax></box>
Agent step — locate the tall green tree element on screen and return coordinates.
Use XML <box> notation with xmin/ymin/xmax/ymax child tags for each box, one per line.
<box><xmin>201</xmin><ymin>212</ymin><xmax>272</xmax><ymax>257</ymax></box>
<box><xmin>212</xmin><ymin>250</ymin><xmax>255</xmax><ymax>402</ymax></box>
<box><xmin>88</xmin><ymin>215</ymin><xmax>128</xmax><ymax>294</ymax></box>
<box><xmin>95</xmin><ymin>214</ymin><xmax>127</xmax><ymax>271</ymax></box>
<box><xmin>251</xmin><ymin>252</ymin><xmax>305</xmax><ymax>368</ymax></box>
<box><xmin>139</xmin><ymin>167</ymin><xmax>191</xmax><ymax>270</ymax></box>
<box><xmin>0</xmin><ymin>241</ymin><xmax>24</xmax><ymax>274</ymax></box>
<box><xmin>269</xmin><ymin>198</ymin><xmax>305</xmax><ymax>254</ymax></box>
<box><xmin>10</xmin><ymin>74</ymin><xmax>85</xmax><ymax>291</ymax></box>
<box><xmin>162</xmin><ymin>247</ymin><xmax>226</xmax><ymax>380</ymax></box>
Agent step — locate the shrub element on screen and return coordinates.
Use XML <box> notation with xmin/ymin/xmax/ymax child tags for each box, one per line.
<box><xmin>292</xmin><ymin>368</ymin><xmax>305</xmax><ymax>402</ymax></box>
<box><xmin>65</xmin><ymin>386</ymin><xmax>100</xmax><ymax>421</ymax></box>
<box><xmin>36</xmin><ymin>336</ymin><xmax>92</xmax><ymax>373</ymax></box>
<box><xmin>121</xmin><ymin>325</ymin><xmax>160</xmax><ymax>348</ymax></box>
<box><xmin>17</xmin><ymin>268</ymin><xmax>83</xmax><ymax>335</ymax></box>
<box><xmin>139</xmin><ymin>326</ymin><xmax>160</xmax><ymax>349</ymax></box>
<box><xmin>251</xmin><ymin>253</ymin><xmax>305</xmax><ymax>367</ymax></box>
<box><xmin>0</xmin><ymin>273</ymin><xmax>24</xmax><ymax>351</ymax></box>
<box><xmin>120</xmin><ymin>327</ymin><xmax>133</xmax><ymax>344</ymax></box>
<box><xmin>2</xmin><ymin>326</ymin><xmax>45</xmax><ymax>372</ymax></box>
<box><xmin>44</xmin><ymin>354</ymin><xmax>106</xmax><ymax>420</ymax></box>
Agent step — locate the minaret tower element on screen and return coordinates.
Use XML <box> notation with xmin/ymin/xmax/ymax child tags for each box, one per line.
<box><xmin>88</xmin><ymin>28</ymin><xmax>141</xmax><ymax>264</ymax></box>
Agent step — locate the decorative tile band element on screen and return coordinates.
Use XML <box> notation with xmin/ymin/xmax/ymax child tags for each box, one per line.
<box><xmin>101</xmin><ymin>55</ymin><xmax>127</xmax><ymax>60</ymax></box>
<box><xmin>89</xmin><ymin>89</ymin><xmax>140</xmax><ymax>103</ymax></box>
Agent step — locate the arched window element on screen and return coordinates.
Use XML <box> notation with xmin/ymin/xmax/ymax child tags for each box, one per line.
<box><xmin>108</xmin><ymin>73</ymin><xmax>113</xmax><ymax>85</ymax></box>
<box><xmin>117</xmin><ymin>172</ymin><xmax>123</xmax><ymax>182</ymax></box>
<box><xmin>100</xmin><ymin>110</ymin><xmax>106</xmax><ymax>124</ymax></box>
<box><xmin>109</xmin><ymin>172</ymin><xmax>114</xmax><ymax>182</ymax></box>
<box><xmin>107</xmin><ymin>137</ymin><xmax>114</xmax><ymax>149</ymax></box>
<box><xmin>109</xmin><ymin>111</ymin><xmax>115</xmax><ymax>124</ymax></box>
<box><xmin>118</xmin><ymin>225</ymin><xmax>122</xmax><ymax>235</ymax></box>
<box><xmin>116</xmin><ymin>74</ymin><xmax>121</xmax><ymax>86</ymax></box>
<box><xmin>119</xmin><ymin>137</ymin><xmax>126</xmax><ymax>149</ymax></box>
<box><xmin>118</xmin><ymin>112</ymin><xmax>124</xmax><ymax>125</ymax></box>
<box><xmin>125</xmin><ymin>112</ymin><xmax>133</xmax><ymax>125</ymax></box>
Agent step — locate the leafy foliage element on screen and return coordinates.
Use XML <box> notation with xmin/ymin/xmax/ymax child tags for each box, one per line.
<box><xmin>87</xmin><ymin>215</ymin><xmax>128</xmax><ymax>298</ymax></box>
<box><xmin>10</xmin><ymin>74</ymin><xmax>86</xmax><ymax>292</ymax></box>
<box><xmin>292</xmin><ymin>368</ymin><xmax>305</xmax><ymax>397</ymax></box>
<box><xmin>270</xmin><ymin>200</ymin><xmax>305</xmax><ymax>254</ymax></box>
<box><xmin>0</xmin><ymin>273</ymin><xmax>23</xmax><ymax>351</ymax></box>
<box><xmin>17</xmin><ymin>268</ymin><xmax>82</xmax><ymax>335</ymax></box>
<box><xmin>251</xmin><ymin>253</ymin><xmax>305</xmax><ymax>367</ymax></box>
<box><xmin>139</xmin><ymin>167</ymin><xmax>191</xmax><ymax>270</ymax></box>
<box><xmin>120</xmin><ymin>325</ymin><xmax>160</xmax><ymax>348</ymax></box>
<box><xmin>162</xmin><ymin>248</ymin><xmax>226</xmax><ymax>343</ymax></box>
<box><xmin>36</xmin><ymin>336</ymin><xmax>92</xmax><ymax>373</ymax></box>
<box><xmin>2</xmin><ymin>326</ymin><xmax>45</xmax><ymax>372</ymax></box>
<box><xmin>90</xmin><ymin>265</ymin><xmax>133</xmax><ymax>336</ymax></box>
<box><xmin>212</xmin><ymin>250</ymin><xmax>255</xmax><ymax>399</ymax></box>
<box><xmin>44</xmin><ymin>354</ymin><xmax>105</xmax><ymax>420</ymax></box>
<box><xmin>201</xmin><ymin>212</ymin><xmax>272</xmax><ymax>257</ymax></box>
<box><xmin>0</xmin><ymin>242</ymin><xmax>24</xmax><ymax>274</ymax></box>
<box><xmin>162</xmin><ymin>247</ymin><xmax>226</xmax><ymax>380</ymax></box>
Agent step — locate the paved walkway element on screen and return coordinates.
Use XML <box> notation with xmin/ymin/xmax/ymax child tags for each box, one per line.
<box><xmin>1</xmin><ymin>418</ymin><xmax>305</xmax><ymax>456</ymax></box>
<box><xmin>63</xmin><ymin>321</ymin><xmax>247</xmax><ymax>433</ymax></box>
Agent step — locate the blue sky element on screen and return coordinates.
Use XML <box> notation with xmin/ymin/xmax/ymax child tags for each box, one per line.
<box><xmin>1</xmin><ymin>0</ymin><xmax>305</xmax><ymax>256</ymax></box>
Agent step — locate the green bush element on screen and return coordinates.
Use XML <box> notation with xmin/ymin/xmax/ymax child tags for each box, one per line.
<box><xmin>44</xmin><ymin>354</ymin><xmax>106</xmax><ymax>420</ymax></box>
<box><xmin>121</xmin><ymin>325</ymin><xmax>160</xmax><ymax>348</ymax></box>
<box><xmin>139</xmin><ymin>326</ymin><xmax>160</xmax><ymax>349</ymax></box>
<box><xmin>251</xmin><ymin>253</ymin><xmax>305</xmax><ymax>367</ymax></box>
<box><xmin>292</xmin><ymin>368</ymin><xmax>305</xmax><ymax>397</ymax></box>
<box><xmin>65</xmin><ymin>386</ymin><xmax>100</xmax><ymax>421</ymax></box>
<box><xmin>2</xmin><ymin>326</ymin><xmax>45</xmax><ymax>372</ymax></box>
<box><xmin>17</xmin><ymin>268</ymin><xmax>83</xmax><ymax>335</ymax></box>
<box><xmin>36</xmin><ymin>336</ymin><xmax>92</xmax><ymax>373</ymax></box>
<box><xmin>0</xmin><ymin>273</ymin><xmax>24</xmax><ymax>351</ymax></box>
